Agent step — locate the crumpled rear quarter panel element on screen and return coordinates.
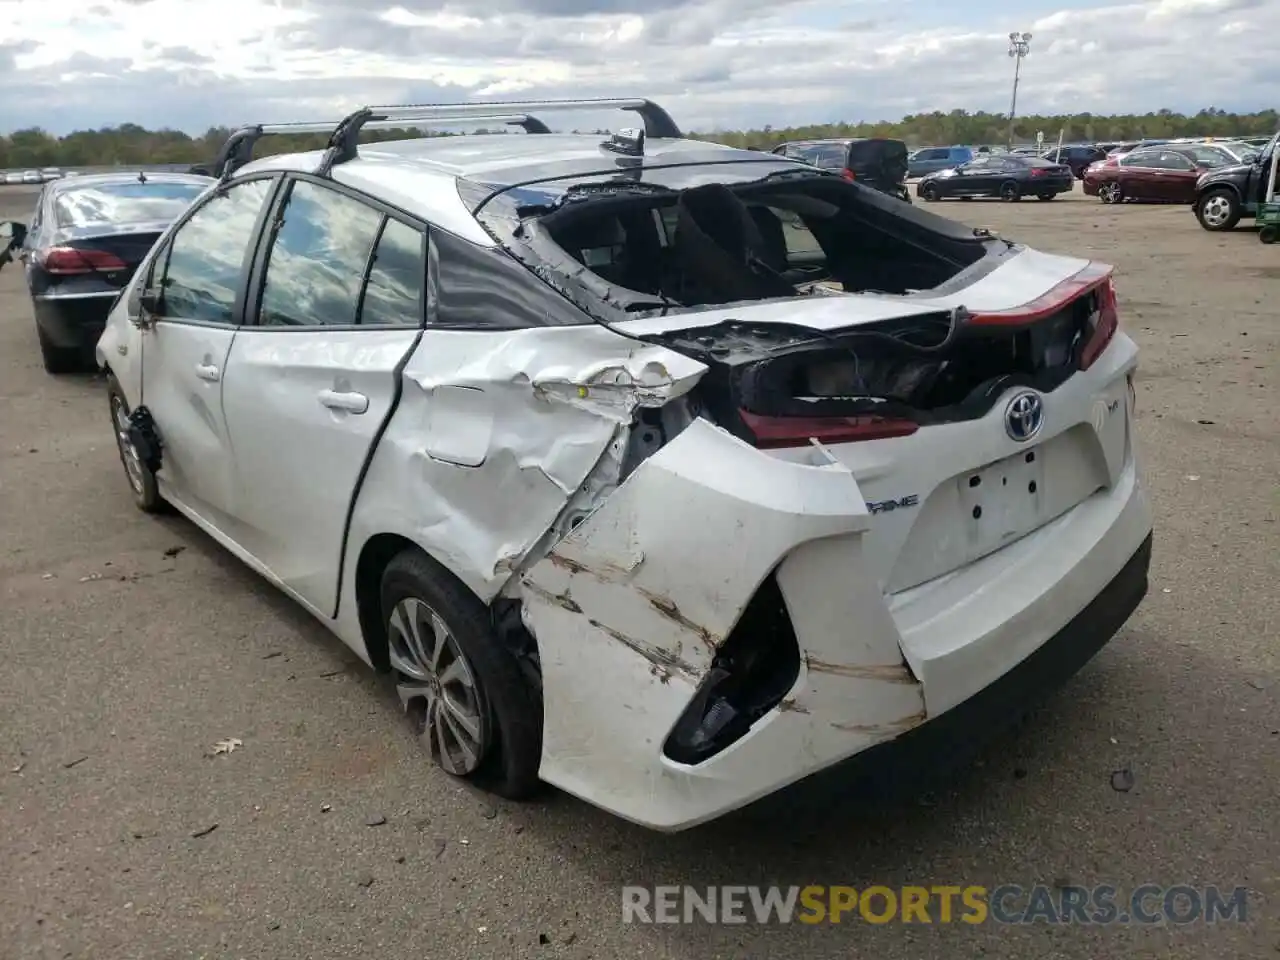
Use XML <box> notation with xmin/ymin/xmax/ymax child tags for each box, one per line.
<box><xmin>523</xmin><ymin>420</ymin><xmax>927</xmax><ymax>831</ymax></box>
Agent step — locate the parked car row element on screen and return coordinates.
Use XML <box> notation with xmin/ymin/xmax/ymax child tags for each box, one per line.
<box><xmin>2</xmin><ymin>168</ymin><xmax>70</xmax><ymax>184</ymax></box>
<box><xmin>1076</xmin><ymin>133</ymin><xmax>1279</xmax><ymax>236</ymax></box>
<box><xmin>0</xmin><ymin>98</ymin><xmax>1154</xmax><ymax>832</ymax></box>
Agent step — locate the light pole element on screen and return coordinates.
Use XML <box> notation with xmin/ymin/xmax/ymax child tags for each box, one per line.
<box><xmin>1007</xmin><ymin>31</ymin><xmax>1032</xmax><ymax>149</ymax></box>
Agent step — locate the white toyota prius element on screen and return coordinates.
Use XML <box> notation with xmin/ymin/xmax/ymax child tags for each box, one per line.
<box><xmin>89</xmin><ymin>99</ymin><xmax>1153</xmax><ymax>831</ymax></box>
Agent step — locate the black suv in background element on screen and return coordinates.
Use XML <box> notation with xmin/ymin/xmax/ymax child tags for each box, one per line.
<box><xmin>771</xmin><ymin>138</ymin><xmax>911</xmax><ymax>202</ymax></box>
<box><xmin>1042</xmin><ymin>144</ymin><xmax>1109</xmax><ymax>179</ymax></box>
<box><xmin>1193</xmin><ymin>133</ymin><xmax>1278</xmax><ymax>232</ymax></box>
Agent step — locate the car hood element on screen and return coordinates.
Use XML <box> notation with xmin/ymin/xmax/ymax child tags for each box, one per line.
<box><xmin>1198</xmin><ymin>161</ymin><xmax>1252</xmax><ymax>184</ymax></box>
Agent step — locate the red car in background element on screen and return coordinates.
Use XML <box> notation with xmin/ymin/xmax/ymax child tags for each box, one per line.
<box><xmin>1082</xmin><ymin>146</ymin><xmax>1221</xmax><ymax>204</ymax></box>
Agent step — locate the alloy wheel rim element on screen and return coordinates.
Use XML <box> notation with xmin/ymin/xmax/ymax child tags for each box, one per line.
<box><xmin>1001</xmin><ymin>183</ymin><xmax>1017</xmax><ymax>200</ymax></box>
<box><xmin>1202</xmin><ymin>196</ymin><xmax>1231</xmax><ymax>226</ymax></box>
<box><xmin>1100</xmin><ymin>183</ymin><xmax>1119</xmax><ymax>203</ymax></box>
<box><xmin>389</xmin><ymin>597</ymin><xmax>488</xmax><ymax>775</ymax></box>
<box><xmin>111</xmin><ymin>396</ymin><xmax>145</xmax><ymax>496</ymax></box>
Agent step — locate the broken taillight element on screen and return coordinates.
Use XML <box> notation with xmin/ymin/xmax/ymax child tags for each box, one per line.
<box><xmin>738</xmin><ymin>408</ymin><xmax>919</xmax><ymax>449</ymax></box>
<box><xmin>964</xmin><ymin>261</ymin><xmax>1120</xmax><ymax>370</ymax></box>
<box><xmin>1079</xmin><ymin>273</ymin><xmax>1119</xmax><ymax>370</ymax></box>
<box><xmin>663</xmin><ymin>575</ymin><xmax>800</xmax><ymax>765</ymax></box>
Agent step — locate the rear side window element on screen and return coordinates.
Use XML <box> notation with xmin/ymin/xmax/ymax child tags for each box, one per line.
<box><xmin>258</xmin><ymin>180</ymin><xmax>383</xmax><ymax>327</ymax></box>
<box><xmin>54</xmin><ymin>181</ymin><xmax>208</xmax><ymax>227</ymax></box>
<box><xmin>359</xmin><ymin>218</ymin><xmax>426</xmax><ymax>327</ymax></box>
<box><xmin>257</xmin><ymin>179</ymin><xmax>425</xmax><ymax>327</ymax></box>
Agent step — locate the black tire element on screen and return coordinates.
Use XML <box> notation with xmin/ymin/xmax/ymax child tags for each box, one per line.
<box><xmin>1194</xmin><ymin>188</ymin><xmax>1241</xmax><ymax>232</ymax></box>
<box><xmin>381</xmin><ymin>548</ymin><xmax>542</xmax><ymax>800</ymax></box>
<box><xmin>918</xmin><ymin>182</ymin><xmax>939</xmax><ymax>201</ymax></box>
<box><xmin>1098</xmin><ymin>181</ymin><xmax>1123</xmax><ymax>205</ymax></box>
<box><xmin>106</xmin><ymin>374</ymin><xmax>166</xmax><ymax>513</ymax></box>
<box><xmin>1260</xmin><ymin>225</ymin><xmax>1278</xmax><ymax>245</ymax></box>
<box><xmin>36</xmin><ymin>324</ymin><xmax>88</xmax><ymax>374</ymax></box>
<box><xmin>999</xmin><ymin>181</ymin><xmax>1021</xmax><ymax>202</ymax></box>
<box><xmin>1036</xmin><ymin>193</ymin><xmax>1056</xmax><ymax>201</ymax></box>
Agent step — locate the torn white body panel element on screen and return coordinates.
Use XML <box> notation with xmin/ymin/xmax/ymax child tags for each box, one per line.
<box><xmin>339</xmin><ymin>323</ymin><xmax>706</xmax><ymax>616</ymax></box>
<box><xmin>523</xmin><ymin>418</ymin><xmax>930</xmax><ymax>830</ymax></box>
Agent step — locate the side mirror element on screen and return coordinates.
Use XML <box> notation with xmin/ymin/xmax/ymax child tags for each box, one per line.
<box><xmin>139</xmin><ymin>288</ymin><xmax>161</xmax><ymax>316</ymax></box>
<box><xmin>131</xmin><ymin>287</ymin><xmax>162</xmax><ymax>328</ymax></box>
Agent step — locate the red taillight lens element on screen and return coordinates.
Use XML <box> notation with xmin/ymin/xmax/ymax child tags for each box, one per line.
<box><xmin>38</xmin><ymin>246</ymin><xmax>128</xmax><ymax>275</ymax></box>
<box><xmin>967</xmin><ymin>262</ymin><xmax>1115</xmax><ymax>326</ymax></box>
<box><xmin>1029</xmin><ymin>167</ymin><xmax>1046</xmax><ymax>177</ymax></box>
<box><xmin>840</xmin><ymin>168</ymin><xmax>855</xmax><ymax>181</ymax></box>
<box><xmin>739</xmin><ymin>409</ymin><xmax>918</xmax><ymax>449</ymax></box>
<box><xmin>1079</xmin><ymin>274</ymin><xmax>1119</xmax><ymax>370</ymax></box>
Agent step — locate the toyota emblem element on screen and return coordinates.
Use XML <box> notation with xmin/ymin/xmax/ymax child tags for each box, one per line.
<box><xmin>1004</xmin><ymin>391</ymin><xmax>1045</xmax><ymax>443</ymax></box>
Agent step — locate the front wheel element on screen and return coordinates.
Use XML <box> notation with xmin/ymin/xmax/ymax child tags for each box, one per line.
<box><xmin>1195</xmin><ymin>189</ymin><xmax>1241</xmax><ymax>232</ymax></box>
<box><xmin>382</xmin><ymin>548</ymin><xmax>542</xmax><ymax>800</ymax></box>
<box><xmin>999</xmin><ymin>181</ymin><xmax>1021</xmax><ymax>202</ymax></box>
<box><xmin>107</xmin><ymin>374</ymin><xmax>165</xmax><ymax>513</ymax></box>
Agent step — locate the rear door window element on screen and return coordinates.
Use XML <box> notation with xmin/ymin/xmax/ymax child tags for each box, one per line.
<box><xmin>257</xmin><ymin>180</ymin><xmax>384</xmax><ymax>327</ymax></box>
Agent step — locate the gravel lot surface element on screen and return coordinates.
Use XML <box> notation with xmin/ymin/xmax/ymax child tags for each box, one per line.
<box><xmin>0</xmin><ymin>183</ymin><xmax>1276</xmax><ymax>959</ymax></box>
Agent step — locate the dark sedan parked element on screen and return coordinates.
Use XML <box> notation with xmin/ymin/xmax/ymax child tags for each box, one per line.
<box><xmin>916</xmin><ymin>155</ymin><xmax>1074</xmax><ymax>202</ymax></box>
<box><xmin>0</xmin><ymin>171</ymin><xmax>212</xmax><ymax>372</ymax></box>
<box><xmin>1042</xmin><ymin>144</ymin><xmax>1109</xmax><ymax>179</ymax></box>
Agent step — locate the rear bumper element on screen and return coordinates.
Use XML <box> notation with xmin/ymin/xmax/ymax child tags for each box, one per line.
<box><xmin>33</xmin><ymin>291</ymin><xmax>118</xmax><ymax>349</ymax></box>
<box><xmin>1032</xmin><ymin>178</ymin><xmax>1074</xmax><ymax>194</ymax></box>
<box><xmin>752</xmin><ymin>530</ymin><xmax>1152</xmax><ymax>813</ymax></box>
<box><xmin>522</xmin><ymin>411</ymin><xmax>1153</xmax><ymax>832</ymax></box>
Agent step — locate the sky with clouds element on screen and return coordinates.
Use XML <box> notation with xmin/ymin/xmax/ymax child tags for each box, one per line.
<box><xmin>0</xmin><ymin>0</ymin><xmax>1274</xmax><ymax>135</ymax></box>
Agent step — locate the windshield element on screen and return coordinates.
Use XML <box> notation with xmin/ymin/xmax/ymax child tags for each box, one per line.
<box><xmin>1221</xmin><ymin>141</ymin><xmax>1259</xmax><ymax>161</ymax></box>
<box><xmin>54</xmin><ymin>180</ymin><xmax>209</xmax><ymax>227</ymax></box>
<box><xmin>1179</xmin><ymin>146</ymin><xmax>1233</xmax><ymax>167</ymax></box>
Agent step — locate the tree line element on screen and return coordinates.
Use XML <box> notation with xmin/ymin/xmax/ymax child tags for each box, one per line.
<box><xmin>1</xmin><ymin>107</ymin><xmax>1275</xmax><ymax>168</ymax></box>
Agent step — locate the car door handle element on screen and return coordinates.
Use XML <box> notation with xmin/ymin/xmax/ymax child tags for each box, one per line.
<box><xmin>195</xmin><ymin>363</ymin><xmax>220</xmax><ymax>382</ymax></box>
<box><xmin>318</xmin><ymin>389</ymin><xmax>369</xmax><ymax>414</ymax></box>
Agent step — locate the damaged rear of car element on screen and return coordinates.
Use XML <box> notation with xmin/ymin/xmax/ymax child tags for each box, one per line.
<box><xmin>100</xmin><ymin>105</ymin><xmax>1151</xmax><ymax>834</ymax></box>
<box><xmin>454</xmin><ymin>153</ymin><xmax>1153</xmax><ymax>830</ymax></box>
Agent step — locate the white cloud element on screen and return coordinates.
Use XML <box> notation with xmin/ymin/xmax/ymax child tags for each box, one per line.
<box><xmin>0</xmin><ymin>0</ymin><xmax>1276</xmax><ymax>134</ymax></box>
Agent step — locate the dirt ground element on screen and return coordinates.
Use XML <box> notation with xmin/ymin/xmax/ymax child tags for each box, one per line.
<box><xmin>0</xmin><ymin>184</ymin><xmax>1276</xmax><ymax>960</ymax></box>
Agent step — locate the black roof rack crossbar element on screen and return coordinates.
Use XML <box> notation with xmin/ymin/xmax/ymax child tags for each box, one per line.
<box><xmin>318</xmin><ymin>98</ymin><xmax>682</xmax><ymax>172</ymax></box>
<box><xmin>212</xmin><ymin>113</ymin><xmax>552</xmax><ymax>179</ymax></box>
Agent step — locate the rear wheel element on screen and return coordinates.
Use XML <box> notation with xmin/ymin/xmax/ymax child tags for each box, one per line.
<box><xmin>382</xmin><ymin>548</ymin><xmax>542</xmax><ymax>800</ymax></box>
<box><xmin>1260</xmin><ymin>225</ymin><xmax>1278</xmax><ymax>244</ymax></box>
<box><xmin>918</xmin><ymin>182</ymin><xmax>939</xmax><ymax>201</ymax></box>
<box><xmin>1036</xmin><ymin>193</ymin><xmax>1056</xmax><ymax>201</ymax></box>
<box><xmin>1195</xmin><ymin>189</ymin><xmax>1241</xmax><ymax>232</ymax></box>
<box><xmin>1098</xmin><ymin>181</ymin><xmax>1123</xmax><ymax>204</ymax></box>
<box><xmin>999</xmin><ymin>181</ymin><xmax>1021</xmax><ymax>202</ymax></box>
<box><xmin>36</xmin><ymin>324</ymin><xmax>87</xmax><ymax>374</ymax></box>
